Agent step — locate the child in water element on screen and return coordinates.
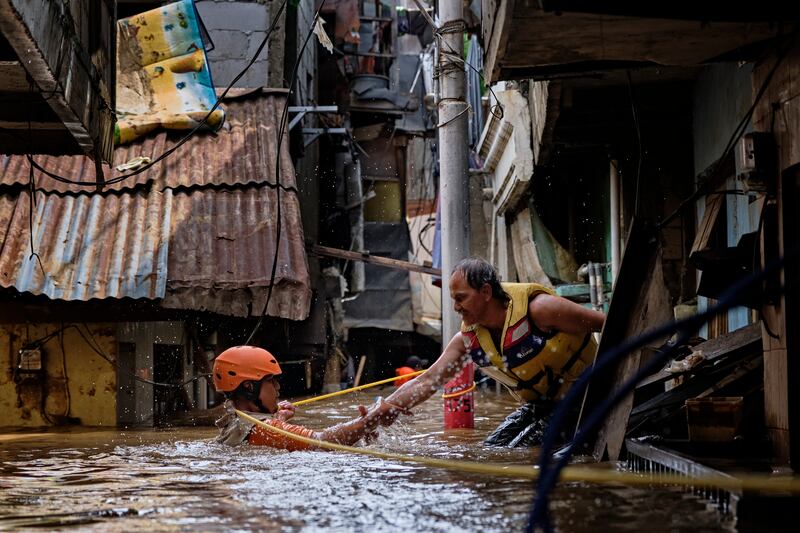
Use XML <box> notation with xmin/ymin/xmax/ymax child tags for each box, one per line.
<box><xmin>213</xmin><ymin>345</ymin><xmax>395</xmax><ymax>450</ymax></box>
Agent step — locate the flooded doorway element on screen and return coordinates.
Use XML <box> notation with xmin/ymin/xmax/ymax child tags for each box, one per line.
<box><xmin>152</xmin><ymin>344</ymin><xmax>186</xmax><ymax>426</ymax></box>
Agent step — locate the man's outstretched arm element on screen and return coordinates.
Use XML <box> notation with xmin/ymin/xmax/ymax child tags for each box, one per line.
<box><xmin>376</xmin><ymin>333</ymin><xmax>471</xmax><ymax>425</ymax></box>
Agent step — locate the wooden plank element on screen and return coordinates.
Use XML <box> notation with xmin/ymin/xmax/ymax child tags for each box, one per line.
<box><xmin>598</xmin><ymin>249</ymin><xmax>672</xmax><ymax>461</ymax></box>
<box><xmin>582</xmin><ymin>218</ymin><xmax>672</xmax><ymax>461</ymax></box>
<box><xmin>637</xmin><ymin>322</ymin><xmax>762</xmax><ymax>388</ymax></box>
<box><xmin>691</xmin><ymin>192</ymin><xmax>724</xmax><ymax>254</ymax></box>
<box><xmin>482</xmin><ymin>0</ymin><xmax>514</xmax><ymax>84</ymax></box>
<box><xmin>0</xmin><ymin>120</ymin><xmax>65</xmax><ymax>130</ymax></box>
<box><xmin>500</xmin><ymin>12</ymin><xmax>784</xmax><ymax>68</ymax></box>
<box><xmin>0</xmin><ymin>0</ymin><xmax>114</xmax><ymax>161</ymax></box>
<box><xmin>308</xmin><ymin>244</ymin><xmax>441</xmax><ymax>276</ymax></box>
<box><xmin>0</xmin><ymin>60</ymin><xmax>29</xmax><ymax>92</ymax></box>
<box><xmin>778</xmin><ymin>164</ymin><xmax>800</xmax><ymax>465</ymax></box>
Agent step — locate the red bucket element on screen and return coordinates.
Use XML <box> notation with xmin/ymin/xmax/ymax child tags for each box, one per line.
<box><xmin>443</xmin><ymin>363</ymin><xmax>475</xmax><ymax>429</ymax></box>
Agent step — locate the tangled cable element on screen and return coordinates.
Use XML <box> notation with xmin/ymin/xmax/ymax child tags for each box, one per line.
<box><xmin>527</xmin><ymin>253</ymin><xmax>790</xmax><ymax>533</ymax></box>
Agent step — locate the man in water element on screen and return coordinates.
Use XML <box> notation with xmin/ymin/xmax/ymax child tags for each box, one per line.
<box><xmin>394</xmin><ymin>355</ymin><xmax>429</xmax><ymax>386</ymax></box>
<box><xmin>373</xmin><ymin>257</ymin><xmax>605</xmax><ymax>447</ymax></box>
<box><xmin>213</xmin><ymin>345</ymin><xmax>394</xmax><ymax>450</ymax></box>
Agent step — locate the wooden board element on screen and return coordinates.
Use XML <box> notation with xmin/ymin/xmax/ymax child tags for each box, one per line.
<box><xmin>583</xmin><ymin>218</ymin><xmax>673</xmax><ymax>461</ymax></box>
<box><xmin>636</xmin><ymin>322</ymin><xmax>762</xmax><ymax>389</ymax></box>
<box><xmin>690</xmin><ymin>192</ymin><xmax>724</xmax><ymax>255</ymax></box>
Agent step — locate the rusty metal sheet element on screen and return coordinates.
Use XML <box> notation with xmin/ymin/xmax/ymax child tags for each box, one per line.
<box><xmin>0</xmin><ymin>93</ymin><xmax>296</xmax><ymax>193</ymax></box>
<box><xmin>0</xmin><ymin>186</ymin><xmax>311</xmax><ymax>320</ymax></box>
<box><xmin>0</xmin><ymin>92</ymin><xmax>311</xmax><ymax>320</ymax></box>
<box><xmin>0</xmin><ymin>189</ymin><xmax>171</xmax><ymax>301</ymax></box>
<box><xmin>162</xmin><ymin>187</ymin><xmax>311</xmax><ymax>320</ymax></box>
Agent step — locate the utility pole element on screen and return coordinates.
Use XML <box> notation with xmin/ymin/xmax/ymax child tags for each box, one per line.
<box><xmin>438</xmin><ymin>0</ymin><xmax>469</xmax><ymax>343</ymax></box>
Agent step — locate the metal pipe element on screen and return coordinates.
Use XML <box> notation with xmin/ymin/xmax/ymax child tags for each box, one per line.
<box><xmin>593</xmin><ymin>263</ymin><xmax>605</xmax><ymax>310</ymax></box>
<box><xmin>588</xmin><ymin>262</ymin><xmax>598</xmax><ymax>309</ymax></box>
<box><xmin>438</xmin><ymin>0</ymin><xmax>469</xmax><ymax>343</ymax></box>
<box><xmin>345</xmin><ymin>156</ymin><xmax>365</xmax><ymax>293</ymax></box>
<box><xmin>610</xmin><ymin>159</ymin><xmax>621</xmax><ymax>286</ymax></box>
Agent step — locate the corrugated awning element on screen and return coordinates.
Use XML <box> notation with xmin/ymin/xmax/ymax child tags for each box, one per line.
<box><xmin>0</xmin><ymin>92</ymin><xmax>311</xmax><ymax>320</ymax></box>
<box><xmin>0</xmin><ymin>92</ymin><xmax>295</xmax><ymax>193</ymax></box>
<box><xmin>0</xmin><ymin>189</ymin><xmax>171</xmax><ymax>301</ymax></box>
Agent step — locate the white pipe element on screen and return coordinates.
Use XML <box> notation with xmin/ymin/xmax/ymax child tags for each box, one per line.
<box><xmin>345</xmin><ymin>157</ymin><xmax>364</xmax><ymax>293</ymax></box>
<box><xmin>610</xmin><ymin>159</ymin><xmax>621</xmax><ymax>287</ymax></box>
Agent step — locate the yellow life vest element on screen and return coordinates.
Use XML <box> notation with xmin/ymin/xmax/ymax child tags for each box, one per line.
<box><xmin>461</xmin><ymin>283</ymin><xmax>597</xmax><ymax>402</ymax></box>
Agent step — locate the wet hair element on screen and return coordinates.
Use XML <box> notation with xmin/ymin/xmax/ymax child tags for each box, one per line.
<box><xmin>452</xmin><ymin>257</ymin><xmax>509</xmax><ymax>302</ymax></box>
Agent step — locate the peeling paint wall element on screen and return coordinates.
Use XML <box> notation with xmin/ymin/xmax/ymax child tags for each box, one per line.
<box><xmin>0</xmin><ymin>323</ymin><xmax>117</xmax><ymax>427</ymax></box>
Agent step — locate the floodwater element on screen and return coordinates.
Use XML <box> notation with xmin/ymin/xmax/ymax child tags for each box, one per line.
<box><xmin>0</xmin><ymin>389</ymin><xmax>734</xmax><ymax>532</ymax></box>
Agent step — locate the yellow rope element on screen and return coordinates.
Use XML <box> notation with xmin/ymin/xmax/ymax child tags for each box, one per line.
<box><xmin>236</xmin><ymin>409</ymin><xmax>800</xmax><ymax>494</ymax></box>
<box><xmin>292</xmin><ymin>370</ymin><xmax>426</xmax><ymax>406</ymax></box>
<box><xmin>441</xmin><ymin>382</ymin><xmax>476</xmax><ymax>399</ymax></box>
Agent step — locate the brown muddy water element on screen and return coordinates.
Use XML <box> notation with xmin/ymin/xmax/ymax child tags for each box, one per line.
<box><xmin>1</xmin><ymin>390</ymin><xmax>734</xmax><ymax>532</ymax></box>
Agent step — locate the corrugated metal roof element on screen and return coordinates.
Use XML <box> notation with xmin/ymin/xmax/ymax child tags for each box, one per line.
<box><xmin>0</xmin><ymin>92</ymin><xmax>296</xmax><ymax>193</ymax></box>
<box><xmin>163</xmin><ymin>187</ymin><xmax>310</xmax><ymax>319</ymax></box>
<box><xmin>0</xmin><ymin>185</ymin><xmax>311</xmax><ymax>319</ymax></box>
<box><xmin>0</xmin><ymin>93</ymin><xmax>311</xmax><ymax>320</ymax></box>
<box><xmin>0</xmin><ymin>189</ymin><xmax>171</xmax><ymax>300</ymax></box>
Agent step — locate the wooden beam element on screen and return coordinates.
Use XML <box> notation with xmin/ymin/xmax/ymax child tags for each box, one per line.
<box><xmin>0</xmin><ymin>60</ymin><xmax>28</xmax><ymax>92</ymax></box>
<box><xmin>482</xmin><ymin>0</ymin><xmax>514</xmax><ymax>84</ymax></box>
<box><xmin>307</xmin><ymin>244</ymin><xmax>441</xmax><ymax>276</ymax></box>
<box><xmin>636</xmin><ymin>322</ymin><xmax>762</xmax><ymax>389</ymax></box>
<box><xmin>0</xmin><ymin>120</ymin><xmax>65</xmax><ymax>130</ymax></box>
<box><xmin>0</xmin><ymin>0</ymin><xmax>115</xmax><ymax>162</ymax></box>
<box><xmin>584</xmin><ymin>218</ymin><xmax>672</xmax><ymax>462</ymax></box>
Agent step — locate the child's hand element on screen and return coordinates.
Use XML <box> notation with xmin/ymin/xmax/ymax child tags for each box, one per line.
<box><xmin>274</xmin><ymin>400</ymin><xmax>296</xmax><ymax>422</ymax></box>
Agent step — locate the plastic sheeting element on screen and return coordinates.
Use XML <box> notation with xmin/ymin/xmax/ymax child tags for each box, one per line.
<box><xmin>343</xmin><ymin>222</ymin><xmax>414</xmax><ymax>331</ymax></box>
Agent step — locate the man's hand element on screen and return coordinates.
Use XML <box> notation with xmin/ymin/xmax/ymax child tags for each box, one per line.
<box><xmin>274</xmin><ymin>400</ymin><xmax>296</xmax><ymax>422</ymax></box>
<box><xmin>357</xmin><ymin>404</ymin><xmax>380</xmax><ymax>443</ymax></box>
<box><xmin>361</xmin><ymin>397</ymin><xmax>412</xmax><ymax>429</ymax></box>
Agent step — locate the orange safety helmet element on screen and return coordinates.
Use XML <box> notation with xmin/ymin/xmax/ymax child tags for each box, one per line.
<box><xmin>212</xmin><ymin>345</ymin><xmax>282</xmax><ymax>393</ymax></box>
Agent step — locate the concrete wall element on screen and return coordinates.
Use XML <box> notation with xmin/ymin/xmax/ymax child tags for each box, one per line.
<box><xmin>0</xmin><ymin>323</ymin><xmax>117</xmax><ymax>427</ymax></box>
<box><xmin>196</xmin><ymin>0</ymin><xmax>271</xmax><ymax>88</ymax></box>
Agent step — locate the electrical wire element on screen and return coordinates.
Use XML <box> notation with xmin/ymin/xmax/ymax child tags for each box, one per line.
<box><xmin>74</xmin><ymin>323</ymin><xmax>209</xmax><ymax>388</ymax></box>
<box><xmin>245</xmin><ymin>0</ymin><xmax>329</xmax><ymax>345</ymax></box>
<box><xmin>58</xmin><ymin>326</ymin><xmax>71</xmax><ymax>418</ymax></box>
<box><xmin>25</xmin><ymin>0</ymin><xmax>289</xmax><ymax>188</ymax></box>
<box><xmin>626</xmin><ymin>71</ymin><xmax>643</xmax><ymax>217</ymax></box>
<box><xmin>657</xmin><ymin>30</ymin><xmax>798</xmax><ymax>231</ymax></box>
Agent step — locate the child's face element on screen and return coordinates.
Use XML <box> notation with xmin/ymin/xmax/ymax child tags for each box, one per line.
<box><xmin>257</xmin><ymin>376</ymin><xmax>281</xmax><ymax>414</ymax></box>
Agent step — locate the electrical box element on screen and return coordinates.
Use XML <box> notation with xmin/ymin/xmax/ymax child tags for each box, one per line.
<box><xmin>17</xmin><ymin>348</ymin><xmax>44</xmax><ymax>380</ymax></box>
<box><xmin>735</xmin><ymin>132</ymin><xmax>776</xmax><ymax>193</ymax></box>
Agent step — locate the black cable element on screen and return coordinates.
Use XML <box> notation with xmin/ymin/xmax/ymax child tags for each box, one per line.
<box><xmin>59</xmin><ymin>326</ymin><xmax>71</xmax><ymax>418</ymax></box>
<box><xmin>626</xmin><ymin>71</ymin><xmax>642</xmax><ymax>217</ymax></box>
<box><xmin>245</xmin><ymin>0</ymin><xmax>328</xmax><ymax>345</ymax></box>
<box><xmin>26</xmin><ymin>0</ymin><xmax>288</xmax><ymax>188</ymax></box>
<box><xmin>527</xmin><ymin>254</ymin><xmax>789</xmax><ymax>532</ymax></box>
<box><xmin>26</xmin><ymin>79</ymin><xmax>47</xmax><ymax>278</ymax></box>
<box><xmin>74</xmin><ymin>323</ymin><xmax>209</xmax><ymax>388</ymax></box>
